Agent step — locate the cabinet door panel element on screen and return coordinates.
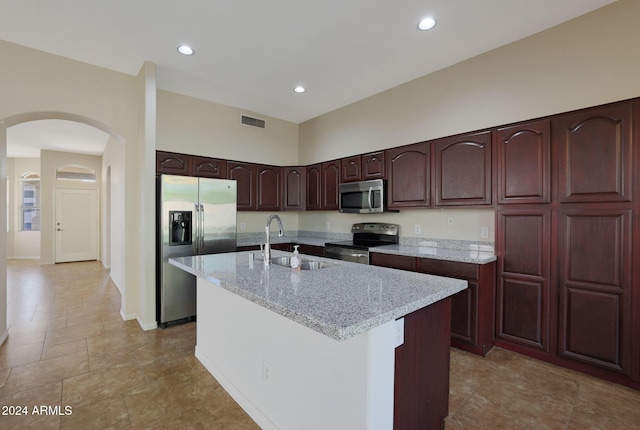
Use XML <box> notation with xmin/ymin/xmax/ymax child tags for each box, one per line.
<box><xmin>558</xmin><ymin>209</ymin><xmax>631</xmax><ymax>374</ymax></box>
<box><xmin>556</xmin><ymin>102</ymin><xmax>632</xmax><ymax>203</ymax></box>
<box><xmin>192</xmin><ymin>156</ymin><xmax>227</xmax><ymax>178</ymax></box>
<box><xmin>227</xmin><ymin>162</ymin><xmax>256</xmax><ymax>211</ymax></box>
<box><xmin>157</xmin><ymin>151</ymin><xmax>191</xmax><ymax>175</ymax></box>
<box><xmin>450</xmin><ymin>285</ymin><xmax>476</xmax><ymax>345</ymax></box>
<box><xmin>386</xmin><ymin>142</ymin><xmax>430</xmax><ymax>208</ymax></box>
<box><xmin>496</xmin><ymin>210</ymin><xmax>550</xmax><ymax>351</ymax></box>
<box><xmin>322</xmin><ymin>160</ymin><xmax>340</xmax><ymax>210</ymax></box>
<box><xmin>434</xmin><ymin>130</ymin><xmax>491</xmax><ymax>206</ymax></box>
<box><xmin>256</xmin><ymin>165</ymin><xmax>281</xmax><ymax>211</ymax></box>
<box><xmin>282</xmin><ymin>167</ymin><xmax>305</xmax><ymax>211</ymax></box>
<box><xmin>363</xmin><ymin>151</ymin><xmax>385</xmax><ymax>180</ymax></box>
<box><xmin>340</xmin><ymin>156</ymin><xmax>361</xmax><ymax>183</ymax></box>
<box><xmin>497</xmin><ymin>277</ymin><xmax>546</xmax><ymax>349</ymax></box>
<box><xmin>306</xmin><ymin>164</ymin><xmax>322</xmax><ymax>210</ymax></box>
<box><xmin>496</xmin><ymin>120</ymin><xmax>550</xmax><ymax>204</ymax></box>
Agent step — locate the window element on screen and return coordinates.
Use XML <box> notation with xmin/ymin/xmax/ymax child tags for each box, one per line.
<box><xmin>56</xmin><ymin>164</ymin><xmax>97</xmax><ymax>182</ymax></box>
<box><xmin>20</xmin><ymin>172</ymin><xmax>41</xmax><ymax>231</ymax></box>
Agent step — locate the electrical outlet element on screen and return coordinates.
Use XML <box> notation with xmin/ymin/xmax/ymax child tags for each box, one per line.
<box><xmin>447</xmin><ymin>216</ymin><xmax>454</xmax><ymax>226</ymax></box>
<box><xmin>240</xmin><ymin>222</ymin><xmax>246</xmax><ymax>231</ymax></box>
<box><xmin>414</xmin><ymin>224</ymin><xmax>421</xmax><ymax>235</ymax></box>
<box><xmin>263</xmin><ymin>360</ymin><xmax>271</xmax><ymax>382</ymax></box>
<box><xmin>326</xmin><ymin>221</ymin><xmax>330</xmax><ymax>230</ymax></box>
<box><xmin>480</xmin><ymin>226</ymin><xmax>489</xmax><ymax>238</ymax></box>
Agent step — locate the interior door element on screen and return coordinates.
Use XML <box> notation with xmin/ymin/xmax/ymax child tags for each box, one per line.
<box><xmin>55</xmin><ymin>188</ymin><xmax>99</xmax><ymax>263</ymax></box>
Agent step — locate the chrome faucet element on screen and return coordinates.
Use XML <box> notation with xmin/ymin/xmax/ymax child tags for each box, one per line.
<box><xmin>263</xmin><ymin>214</ymin><xmax>284</xmax><ymax>264</ymax></box>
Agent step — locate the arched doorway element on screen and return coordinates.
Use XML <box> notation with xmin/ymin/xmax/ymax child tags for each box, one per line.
<box><xmin>0</xmin><ymin>111</ymin><xmax>127</xmax><ymax>343</ymax></box>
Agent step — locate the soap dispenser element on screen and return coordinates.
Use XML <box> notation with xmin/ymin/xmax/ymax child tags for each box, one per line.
<box><xmin>290</xmin><ymin>245</ymin><xmax>301</xmax><ymax>270</ymax></box>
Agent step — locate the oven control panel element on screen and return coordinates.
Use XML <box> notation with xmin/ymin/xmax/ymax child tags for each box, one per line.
<box><xmin>351</xmin><ymin>222</ymin><xmax>399</xmax><ymax>236</ymax></box>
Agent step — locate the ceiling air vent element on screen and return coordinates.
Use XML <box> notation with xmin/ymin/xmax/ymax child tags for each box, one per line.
<box><xmin>241</xmin><ymin>115</ymin><xmax>266</xmax><ymax>129</ymax></box>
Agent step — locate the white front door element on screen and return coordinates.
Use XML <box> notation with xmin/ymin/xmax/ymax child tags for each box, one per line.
<box><xmin>55</xmin><ymin>188</ymin><xmax>99</xmax><ymax>263</ymax></box>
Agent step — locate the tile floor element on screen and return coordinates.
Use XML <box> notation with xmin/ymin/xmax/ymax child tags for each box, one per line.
<box><xmin>0</xmin><ymin>259</ymin><xmax>639</xmax><ymax>429</ymax></box>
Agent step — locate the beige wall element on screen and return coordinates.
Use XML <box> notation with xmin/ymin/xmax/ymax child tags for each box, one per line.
<box><xmin>7</xmin><ymin>158</ymin><xmax>41</xmax><ymax>259</ymax></box>
<box><xmin>0</xmin><ymin>38</ymin><xmax>142</xmax><ymax>336</ymax></box>
<box><xmin>102</xmin><ymin>137</ymin><xmax>125</xmax><ymax>293</ymax></box>
<box><xmin>157</xmin><ymin>90</ymin><xmax>299</xmax><ymax>166</ymax></box>
<box><xmin>297</xmin><ymin>0</ymin><xmax>640</xmax><ymax>242</ymax></box>
<box><xmin>299</xmin><ymin>0</ymin><xmax>640</xmax><ymax>164</ymax></box>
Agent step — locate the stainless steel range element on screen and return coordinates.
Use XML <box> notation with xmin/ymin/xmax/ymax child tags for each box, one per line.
<box><xmin>324</xmin><ymin>222</ymin><xmax>399</xmax><ymax>264</ymax></box>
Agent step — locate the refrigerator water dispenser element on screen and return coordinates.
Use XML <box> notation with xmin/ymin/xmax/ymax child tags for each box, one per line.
<box><xmin>169</xmin><ymin>211</ymin><xmax>192</xmax><ymax>245</ymax></box>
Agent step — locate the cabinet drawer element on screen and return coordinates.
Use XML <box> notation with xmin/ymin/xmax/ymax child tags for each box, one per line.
<box><xmin>418</xmin><ymin>259</ymin><xmax>479</xmax><ymax>280</ymax></box>
<box><xmin>370</xmin><ymin>253</ymin><xmax>416</xmax><ymax>271</ymax></box>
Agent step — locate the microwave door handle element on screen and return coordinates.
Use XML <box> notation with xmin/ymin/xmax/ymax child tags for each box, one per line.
<box><xmin>368</xmin><ymin>186</ymin><xmax>373</xmax><ymax>212</ymax></box>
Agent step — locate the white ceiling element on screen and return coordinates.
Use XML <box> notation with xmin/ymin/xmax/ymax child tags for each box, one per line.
<box><xmin>1</xmin><ymin>0</ymin><xmax>618</xmax><ymax>158</ymax></box>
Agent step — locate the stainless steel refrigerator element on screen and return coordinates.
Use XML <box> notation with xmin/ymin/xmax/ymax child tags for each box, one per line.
<box><xmin>156</xmin><ymin>174</ymin><xmax>237</xmax><ymax>327</ymax></box>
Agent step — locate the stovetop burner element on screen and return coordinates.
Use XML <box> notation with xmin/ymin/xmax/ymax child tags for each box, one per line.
<box><xmin>325</xmin><ymin>222</ymin><xmax>399</xmax><ymax>250</ymax></box>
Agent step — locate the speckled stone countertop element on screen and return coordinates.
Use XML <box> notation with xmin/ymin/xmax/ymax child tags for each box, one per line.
<box><xmin>170</xmin><ymin>250</ymin><xmax>467</xmax><ymax>342</ymax></box>
<box><xmin>372</xmin><ymin>244</ymin><xmax>496</xmax><ymax>264</ymax></box>
<box><xmin>237</xmin><ymin>232</ymin><xmax>496</xmax><ymax>265</ymax></box>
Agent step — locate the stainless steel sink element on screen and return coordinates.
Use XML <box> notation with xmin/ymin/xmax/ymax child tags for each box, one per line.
<box><xmin>299</xmin><ymin>261</ymin><xmax>334</xmax><ymax>270</ymax></box>
<box><xmin>265</xmin><ymin>255</ymin><xmax>335</xmax><ymax>270</ymax></box>
<box><xmin>270</xmin><ymin>256</ymin><xmax>292</xmax><ymax>266</ymax></box>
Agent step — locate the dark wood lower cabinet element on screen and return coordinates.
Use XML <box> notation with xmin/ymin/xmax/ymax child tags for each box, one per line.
<box><xmin>418</xmin><ymin>259</ymin><xmax>496</xmax><ymax>356</ymax></box>
<box><xmin>496</xmin><ymin>210</ymin><xmax>550</xmax><ymax>351</ymax></box>
<box><xmin>296</xmin><ymin>244</ymin><xmax>324</xmax><ymax>257</ymax></box>
<box><xmin>496</xmin><ymin>206</ymin><xmax>639</xmax><ymax>389</ymax></box>
<box><xmin>370</xmin><ymin>252</ymin><xmax>496</xmax><ymax>356</ymax></box>
<box><xmin>394</xmin><ymin>297</ymin><xmax>451</xmax><ymax>430</ymax></box>
<box><xmin>557</xmin><ymin>208</ymin><xmax>632</xmax><ymax>375</ymax></box>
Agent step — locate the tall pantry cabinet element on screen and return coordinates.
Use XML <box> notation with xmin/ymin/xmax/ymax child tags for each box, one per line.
<box><xmin>495</xmin><ymin>100</ymin><xmax>639</xmax><ymax>385</ymax></box>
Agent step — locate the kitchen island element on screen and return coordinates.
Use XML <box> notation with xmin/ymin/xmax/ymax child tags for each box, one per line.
<box><xmin>170</xmin><ymin>250</ymin><xmax>467</xmax><ymax>430</ymax></box>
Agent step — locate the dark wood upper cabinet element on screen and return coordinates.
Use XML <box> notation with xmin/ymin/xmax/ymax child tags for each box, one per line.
<box><xmin>433</xmin><ymin>130</ymin><xmax>491</xmax><ymax>206</ymax></box>
<box><xmin>495</xmin><ymin>120</ymin><xmax>551</xmax><ymax>205</ymax></box>
<box><xmin>340</xmin><ymin>156</ymin><xmax>362</xmax><ymax>183</ymax></box>
<box><xmin>256</xmin><ymin>165</ymin><xmax>281</xmax><ymax>211</ymax></box>
<box><xmin>386</xmin><ymin>142</ymin><xmax>431</xmax><ymax>208</ymax></box>
<box><xmin>282</xmin><ymin>166</ymin><xmax>306</xmax><ymax>211</ymax></box>
<box><xmin>555</xmin><ymin>102</ymin><xmax>633</xmax><ymax>203</ymax></box>
<box><xmin>227</xmin><ymin>161</ymin><xmax>256</xmax><ymax>211</ymax></box>
<box><xmin>306</xmin><ymin>164</ymin><xmax>322</xmax><ymax>210</ymax></box>
<box><xmin>341</xmin><ymin>151</ymin><xmax>386</xmax><ymax>183</ymax></box>
<box><xmin>362</xmin><ymin>151</ymin><xmax>385</xmax><ymax>180</ymax></box>
<box><xmin>192</xmin><ymin>156</ymin><xmax>227</xmax><ymax>178</ymax></box>
<box><xmin>322</xmin><ymin>160</ymin><xmax>340</xmax><ymax>210</ymax></box>
<box><xmin>157</xmin><ymin>151</ymin><xmax>191</xmax><ymax>176</ymax></box>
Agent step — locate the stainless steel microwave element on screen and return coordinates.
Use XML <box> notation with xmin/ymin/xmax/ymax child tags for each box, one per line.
<box><xmin>339</xmin><ymin>179</ymin><xmax>389</xmax><ymax>213</ymax></box>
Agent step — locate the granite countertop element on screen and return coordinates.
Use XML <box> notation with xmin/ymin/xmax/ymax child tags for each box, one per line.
<box><xmin>237</xmin><ymin>234</ymin><xmax>496</xmax><ymax>265</ymax></box>
<box><xmin>371</xmin><ymin>244</ymin><xmax>496</xmax><ymax>264</ymax></box>
<box><xmin>170</xmin><ymin>250</ymin><xmax>467</xmax><ymax>342</ymax></box>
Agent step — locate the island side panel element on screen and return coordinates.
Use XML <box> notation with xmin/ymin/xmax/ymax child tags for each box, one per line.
<box><xmin>195</xmin><ymin>276</ymin><xmax>398</xmax><ymax>430</ymax></box>
<box><xmin>393</xmin><ymin>297</ymin><xmax>452</xmax><ymax>430</ymax></box>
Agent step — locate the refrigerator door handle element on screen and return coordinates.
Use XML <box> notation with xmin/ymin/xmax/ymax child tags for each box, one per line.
<box><xmin>199</xmin><ymin>202</ymin><xmax>205</xmax><ymax>253</ymax></box>
<box><xmin>194</xmin><ymin>202</ymin><xmax>200</xmax><ymax>254</ymax></box>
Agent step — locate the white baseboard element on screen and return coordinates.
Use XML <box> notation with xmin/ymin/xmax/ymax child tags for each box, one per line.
<box><xmin>195</xmin><ymin>346</ymin><xmax>276</xmax><ymax>430</ymax></box>
<box><xmin>120</xmin><ymin>308</ymin><xmax>137</xmax><ymax>321</ymax></box>
<box><xmin>0</xmin><ymin>328</ymin><xmax>8</xmax><ymax>346</ymax></box>
<box><xmin>136</xmin><ymin>315</ymin><xmax>158</xmax><ymax>331</ymax></box>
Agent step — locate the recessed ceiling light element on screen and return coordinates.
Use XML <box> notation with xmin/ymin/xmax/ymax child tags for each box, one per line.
<box><xmin>418</xmin><ymin>17</ymin><xmax>436</xmax><ymax>31</ymax></box>
<box><xmin>294</xmin><ymin>86</ymin><xmax>306</xmax><ymax>93</ymax></box>
<box><xmin>177</xmin><ymin>45</ymin><xmax>194</xmax><ymax>56</ymax></box>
